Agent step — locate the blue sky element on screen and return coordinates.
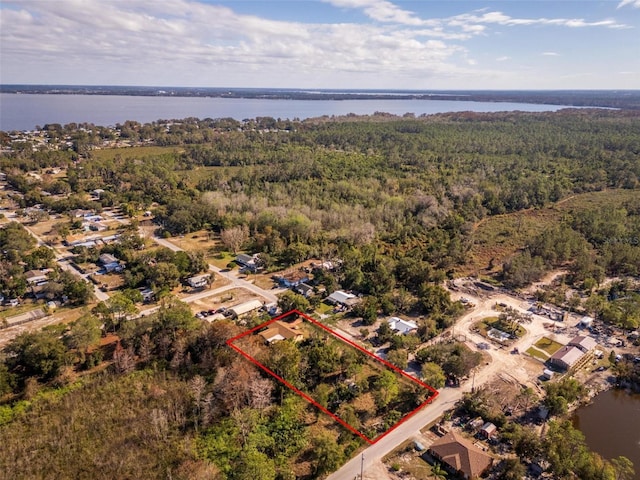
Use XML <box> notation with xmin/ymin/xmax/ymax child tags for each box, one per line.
<box><xmin>1</xmin><ymin>0</ymin><xmax>639</xmax><ymax>89</ymax></box>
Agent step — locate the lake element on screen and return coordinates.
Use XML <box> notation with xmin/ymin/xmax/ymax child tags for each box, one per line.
<box><xmin>572</xmin><ymin>389</ymin><xmax>640</xmax><ymax>478</ymax></box>
<box><xmin>0</xmin><ymin>93</ymin><xmax>578</xmax><ymax>131</ymax></box>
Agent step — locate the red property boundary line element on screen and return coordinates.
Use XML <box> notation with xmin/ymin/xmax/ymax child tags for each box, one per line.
<box><xmin>226</xmin><ymin>309</ymin><xmax>439</xmax><ymax>445</ymax></box>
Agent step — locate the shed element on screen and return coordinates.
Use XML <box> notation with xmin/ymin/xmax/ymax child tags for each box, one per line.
<box><xmin>579</xmin><ymin>316</ymin><xmax>594</xmax><ymax>328</ymax></box>
<box><xmin>542</xmin><ymin>369</ymin><xmax>554</xmax><ymax>380</ymax></box>
<box><xmin>479</xmin><ymin>422</ymin><xmax>497</xmax><ymax>439</ymax></box>
<box><xmin>25</xmin><ymin>269</ymin><xmax>50</xmax><ymax>284</ymax></box>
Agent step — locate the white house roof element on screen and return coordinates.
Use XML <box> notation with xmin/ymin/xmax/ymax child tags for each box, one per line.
<box><xmin>388</xmin><ymin>317</ymin><xmax>418</xmax><ymax>334</ymax></box>
<box><xmin>579</xmin><ymin>316</ymin><xmax>594</xmax><ymax>325</ymax></box>
<box><xmin>236</xmin><ymin>254</ymin><xmax>257</xmax><ymax>266</ymax></box>
<box><xmin>187</xmin><ymin>273</ymin><xmax>211</xmax><ymax>287</ymax></box>
<box><xmin>229</xmin><ymin>299</ymin><xmax>263</xmax><ymax>317</ymax></box>
<box><xmin>327</xmin><ymin>290</ymin><xmax>357</xmax><ymax>305</ymax></box>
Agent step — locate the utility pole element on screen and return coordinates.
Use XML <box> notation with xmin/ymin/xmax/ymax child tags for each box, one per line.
<box><xmin>472</xmin><ymin>368</ymin><xmax>476</xmax><ymax>392</ymax></box>
<box><xmin>360</xmin><ymin>453</ymin><xmax>364</xmax><ymax>480</ymax></box>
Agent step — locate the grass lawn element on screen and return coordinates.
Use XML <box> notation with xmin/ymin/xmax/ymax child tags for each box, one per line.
<box><xmin>209</xmin><ymin>251</ymin><xmax>236</xmax><ymax>269</ymax></box>
<box><xmin>475</xmin><ymin>316</ymin><xmax>526</xmax><ymax>341</ymax></box>
<box><xmin>473</xmin><ymin>317</ymin><xmax>499</xmax><ymax>336</ymax></box>
<box><xmin>526</xmin><ymin>346</ymin><xmax>550</xmax><ymax>362</ymax></box>
<box><xmin>533</xmin><ymin>336</ymin><xmax>563</xmax><ymax>355</ymax></box>
<box><xmin>0</xmin><ymin>302</ymin><xmax>41</xmax><ymax>319</ymax></box>
<box><xmin>384</xmin><ymin>440</ymin><xmax>436</xmax><ymax>479</ymax></box>
<box><xmin>316</xmin><ymin>302</ymin><xmax>334</xmax><ymax>315</ymax></box>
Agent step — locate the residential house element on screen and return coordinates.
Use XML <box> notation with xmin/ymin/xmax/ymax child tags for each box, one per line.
<box><xmin>388</xmin><ymin>317</ymin><xmax>418</xmax><ymax>335</ymax></box>
<box><xmin>228</xmin><ymin>299</ymin><xmax>264</xmax><ymax>318</ymax></box>
<box><xmin>186</xmin><ymin>273</ymin><xmax>211</xmax><ymax>289</ymax></box>
<box><xmin>139</xmin><ymin>288</ymin><xmax>155</xmax><ymax>303</ymax></box>
<box><xmin>25</xmin><ymin>269</ymin><xmax>50</xmax><ymax>285</ymax></box>
<box><xmin>276</xmin><ymin>270</ymin><xmax>310</xmax><ymax>288</ymax></box>
<box><xmin>326</xmin><ymin>290</ymin><xmax>360</xmax><ymax>308</ymax></box>
<box><xmin>98</xmin><ymin>253</ymin><xmax>123</xmax><ymax>273</ymax></box>
<box><xmin>259</xmin><ymin>319</ymin><xmax>305</xmax><ymax>344</ymax></box>
<box><xmin>294</xmin><ymin>283</ymin><xmax>314</xmax><ymax>298</ymax></box>
<box><xmin>235</xmin><ymin>253</ymin><xmax>261</xmax><ymax>272</ymax></box>
<box><xmin>429</xmin><ymin>431</ymin><xmax>494</xmax><ymax>480</ymax></box>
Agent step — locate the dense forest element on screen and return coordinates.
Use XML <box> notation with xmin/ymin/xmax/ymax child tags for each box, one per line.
<box><xmin>3</xmin><ymin>110</ymin><xmax>640</xmax><ymax>326</ymax></box>
<box><xmin>1</xmin><ymin>109</ymin><xmax>640</xmax><ymax>479</ymax></box>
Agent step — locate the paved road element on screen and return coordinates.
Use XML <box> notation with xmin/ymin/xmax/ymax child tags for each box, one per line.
<box><xmin>20</xmin><ymin>218</ymin><xmax>110</xmax><ymax>302</ymax></box>
<box><xmin>327</xmin><ymin>384</ymin><xmax>474</xmax><ymax>480</ymax></box>
<box><xmin>138</xmin><ymin>283</ymin><xmax>237</xmax><ymax>316</ymax></box>
<box><xmin>151</xmin><ymin>235</ymin><xmax>278</xmax><ymax>304</ymax></box>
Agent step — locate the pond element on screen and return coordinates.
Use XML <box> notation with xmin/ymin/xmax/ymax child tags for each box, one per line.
<box><xmin>572</xmin><ymin>388</ymin><xmax>640</xmax><ymax>478</ymax></box>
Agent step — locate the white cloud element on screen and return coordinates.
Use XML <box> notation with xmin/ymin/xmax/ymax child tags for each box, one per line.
<box><xmin>447</xmin><ymin>10</ymin><xmax>627</xmax><ymax>29</ymax></box>
<box><xmin>322</xmin><ymin>0</ymin><xmax>427</xmax><ymax>25</ymax></box>
<box><xmin>542</xmin><ymin>52</ymin><xmax>560</xmax><ymax>56</ymax></box>
<box><xmin>0</xmin><ymin>0</ymin><xmax>635</xmax><ymax>89</ymax></box>
<box><xmin>618</xmin><ymin>0</ymin><xmax>640</xmax><ymax>8</ymax></box>
<box><xmin>323</xmin><ymin>1</ymin><xmax>628</xmax><ymax>30</ymax></box>
<box><xmin>0</xmin><ymin>0</ymin><xmax>474</xmax><ymax>86</ymax></box>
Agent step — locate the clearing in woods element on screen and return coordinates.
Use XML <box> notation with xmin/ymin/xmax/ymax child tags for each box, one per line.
<box><xmin>463</xmin><ymin>189</ymin><xmax>638</xmax><ymax>276</ymax></box>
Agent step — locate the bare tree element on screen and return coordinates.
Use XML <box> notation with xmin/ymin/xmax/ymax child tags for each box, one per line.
<box><xmin>150</xmin><ymin>408</ymin><xmax>169</xmax><ymax>440</ymax></box>
<box><xmin>113</xmin><ymin>342</ymin><xmax>135</xmax><ymax>374</ymax></box>
<box><xmin>137</xmin><ymin>334</ymin><xmax>153</xmax><ymax>363</ymax></box>
<box><xmin>220</xmin><ymin>225</ymin><xmax>249</xmax><ymax>254</ymax></box>
<box><xmin>249</xmin><ymin>376</ymin><xmax>273</xmax><ymax>410</ymax></box>
<box><xmin>189</xmin><ymin>375</ymin><xmax>207</xmax><ymax>433</ymax></box>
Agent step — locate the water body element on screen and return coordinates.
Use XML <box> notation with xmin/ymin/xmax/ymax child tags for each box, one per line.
<box><xmin>0</xmin><ymin>93</ymin><xmax>578</xmax><ymax>131</ymax></box>
<box><xmin>572</xmin><ymin>389</ymin><xmax>640</xmax><ymax>478</ymax></box>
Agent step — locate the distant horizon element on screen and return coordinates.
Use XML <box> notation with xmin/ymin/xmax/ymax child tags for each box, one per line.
<box><xmin>3</xmin><ymin>84</ymin><xmax>640</xmax><ymax>93</ymax></box>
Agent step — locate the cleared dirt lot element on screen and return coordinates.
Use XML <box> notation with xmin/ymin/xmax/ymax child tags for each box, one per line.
<box><xmin>187</xmin><ymin>287</ymin><xmax>259</xmax><ymax>314</ymax></box>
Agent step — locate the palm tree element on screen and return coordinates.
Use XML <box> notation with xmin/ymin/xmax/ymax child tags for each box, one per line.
<box><xmin>431</xmin><ymin>462</ymin><xmax>448</xmax><ymax>480</ymax></box>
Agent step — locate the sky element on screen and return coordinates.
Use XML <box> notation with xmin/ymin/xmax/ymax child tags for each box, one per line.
<box><xmin>1</xmin><ymin>0</ymin><xmax>639</xmax><ymax>90</ymax></box>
